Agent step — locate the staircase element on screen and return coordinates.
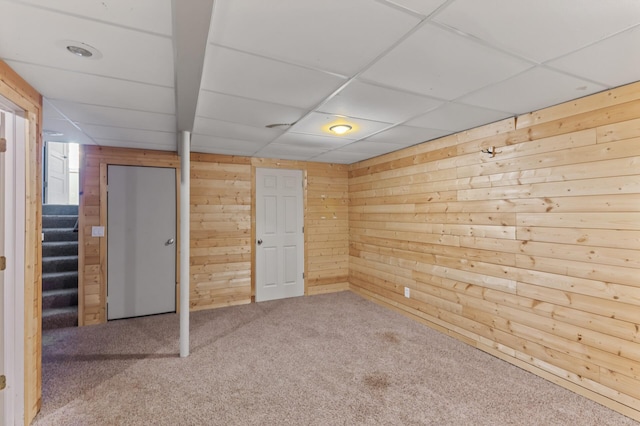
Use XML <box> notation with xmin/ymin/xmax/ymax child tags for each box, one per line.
<box><xmin>42</xmin><ymin>204</ymin><xmax>79</xmax><ymax>329</ymax></box>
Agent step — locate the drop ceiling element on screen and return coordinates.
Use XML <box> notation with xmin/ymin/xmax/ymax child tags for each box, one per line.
<box><xmin>1</xmin><ymin>0</ymin><xmax>639</xmax><ymax>164</ymax></box>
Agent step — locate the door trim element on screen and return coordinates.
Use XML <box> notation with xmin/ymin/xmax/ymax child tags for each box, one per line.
<box><xmin>90</xmin><ymin>160</ymin><xmax>180</xmax><ymax>325</ymax></box>
<box><xmin>0</xmin><ymin>98</ymin><xmax>27</xmax><ymax>426</ymax></box>
<box><xmin>251</xmin><ymin>161</ymin><xmax>308</xmax><ymax>301</ymax></box>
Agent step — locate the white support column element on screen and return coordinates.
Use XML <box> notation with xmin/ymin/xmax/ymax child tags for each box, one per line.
<box><xmin>179</xmin><ymin>131</ymin><xmax>190</xmax><ymax>358</ymax></box>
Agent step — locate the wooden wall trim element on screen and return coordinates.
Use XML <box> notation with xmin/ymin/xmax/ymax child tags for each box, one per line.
<box><xmin>347</xmin><ymin>81</ymin><xmax>640</xmax><ymax>422</ymax></box>
<box><xmin>0</xmin><ymin>61</ymin><xmax>41</xmax><ymax>111</ymax></box>
<box><xmin>0</xmin><ymin>60</ymin><xmax>42</xmax><ymax>426</ymax></box>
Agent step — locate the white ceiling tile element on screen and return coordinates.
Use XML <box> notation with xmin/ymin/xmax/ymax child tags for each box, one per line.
<box><xmin>43</xmin><ymin>99</ymin><xmax>67</xmax><ymax>121</ymax></box>
<box><xmin>92</xmin><ymin>137</ymin><xmax>175</xmax><ymax>151</ymax></box>
<box><xmin>193</xmin><ymin>117</ymin><xmax>282</xmax><ymax>143</ymax></box>
<box><xmin>200</xmin><ymin>46</ymin><xmax>347</xmax><ymax>109</ymax></box>
<box><xmin>209</xmin><ymin>0</ymin><xmax>419</xmax><ymax>76</ymax></box>
<box><xmin>271</xmin><ymin>133</ymin><xmax>353</xmax><ymax>150</ymax></box>
<box><xmin>289</xmin><ymin>112</ymin><xmax>392</xmax><ymax>141</ymax></box>
<box><xmin>42</xmin><ymin>117</ymin><xmax>96</xmax><ymax>145</ymax></box>
<box><xmin>6</xmin><ymin>62</ymin><xmax>175</xmax><ymax>114</ymax></box>
<box><xmin>362</xmin><ymin>23</ymin><xmax>532</xmax><ymax>100</ymax></box>
<box><xmin>434</xmin><ymin>0</ymin><xmax>640</xmax><ymax>63</ymax></box>
<box><xmin>191</xmin><ymin>134</ymin><xmax>269</xmax><ymax>156</ymax></box>
<box><xmin>459</xmin><ymin>67</ymin><xmax>607</xmax><ymax>115</ymax></box>
<box><xmin>0</xmin><ymin>2</ymin><xmax>174</xmax><ymax>86</ymax></box>
<box><xmin>80</xmin><ymin>124</ymin><xmax>176</xmax><ymax>147</ymax></box>
<box><xmin>310</xmin><ymin>150</ymin><xmax>372</xmax><ymax>164</ymax></box>
<box><xmin>17</xmin><ymin>0</ymin><xmax>173</xmax><ymax>35</ymax></box>
<box><xmin>365</xmin><ymin>125</ymin><xmax>449</xmax><ymax>146</ymax></box>
<box><xmin>49</xmin><ymin>100</ymin><xmax>176</xmax><ymax>132</ymax></box>
<box><xmin>254</xmin><ymin>144</ymin><xmax>326</xmax><ymax>161</ymax></box>
<box><xmin>407</xmin><ymin>102</ymin><xmax>512</xmax><ymax>132</ymax></box>
<box><xmin>547</xmin><ymin>26</ymin><xmax>640</xmax><ymax>87</ymax></box>
<box><xmin>337</xmin><ymin>141</ymin><xmax>402</xmax><ymax>156</ymax></box>
<box><xmin>383</xmin><ymin>0</ymin><xmax>449</xmax><ymax>16</ymax></box>
<box><xmin>318</xmin><ymin>80</ymin><xmax>443</xmax><ymax>123</ymax></box>
<box><xmin>196</xmin><ymin>91</ymin><xmax>307</xmax><ymax>128</ymax></box>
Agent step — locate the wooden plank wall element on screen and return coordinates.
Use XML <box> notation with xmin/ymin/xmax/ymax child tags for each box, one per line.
<box><xmin>78</xmin><ymin>151</ymin><xmax>350</xmax><ymax>321</ymax></box>
<box><xmin>79</xmin><ymin>146</ymin><xmax>180</xmax><ymax>325</ymax></box>
<box><xmin>250</xmin><ymin>158</ymin><xmax>350</xmax><ymax>297</ymax></box>
<box><xmin>348</xmin><ymin>81</ymin><xmax>640</xmax><ymax>420</ymax></box>
<box><xmin>0</xmin><ymin>60</ymin><xmax>43</xmax><ymax>425</ymax></box>
<box><xmin>189</xmin><ymin>153</ymin><xmax>252</xmax><ymax>310</ymax></box>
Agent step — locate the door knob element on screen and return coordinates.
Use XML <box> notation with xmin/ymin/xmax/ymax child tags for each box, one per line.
<box><xmin>165</xmin><ymin>238</ymin><xmax>175</xmax><ymax>246</ymax></box>
<box><xmin>257</xmin><ymin>239</ymin><xmax>263</xmax><ymax>245</ymax></box>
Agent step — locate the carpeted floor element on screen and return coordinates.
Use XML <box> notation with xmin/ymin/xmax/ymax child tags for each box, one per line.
<box><xmin>34</xmin><ymin>292</ymin><xmax>638</xmax><ymax>425</ymax></box>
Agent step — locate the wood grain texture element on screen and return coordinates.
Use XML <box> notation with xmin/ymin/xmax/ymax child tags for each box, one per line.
<box><xmin>249</xmin><ymin>158</ymin><xmax>349</xmax><ymax>297</ymax></box>
<box><xmin>79</xmin><ymin>146</ymin><xmax>180</xmax><ymax>325</ymax></box>
<box><xmin>78</xmin><ymin>151</ymin><xmax>350</xmax><ymax>318</ymax></box>
<box><xmin>348</xmin><ymin>81</ymin><xmax>640</xmax><ymax>421</ymax></box>
<box><xmin>0</xmin><ymin>60</ymin><xmax>43</xmax><ymax>425</ymax></box>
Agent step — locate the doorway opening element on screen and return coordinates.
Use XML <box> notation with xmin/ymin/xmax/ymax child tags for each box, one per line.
<box><xmin>41</xmin><ymin>141</ymin><xmax>80</xmax><ymax>330</ymax></box>
<box><xmin>44</xmin><ymin>141</ymin><xmax>79</xmax><ymax>206</ymax></box>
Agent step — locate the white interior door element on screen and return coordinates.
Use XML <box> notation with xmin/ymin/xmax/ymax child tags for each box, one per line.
<box><xmin>107</xmin><ymin>165</ymin><xmax>176</xmax><ymax>320</ymax></box>
<box><xmin>45</xmin><ymin>141</ymin><xmax>69</xmax><ymax>204</ymax></box>
<box><xmin>255</xmin><ymin>168</ymin><xmax>304</xmax><ymax>302</ymax></box>
<box><xmin>0</xmin><ymin>105</ymin><xmax>26</xmax><ymax>426</ymax></box>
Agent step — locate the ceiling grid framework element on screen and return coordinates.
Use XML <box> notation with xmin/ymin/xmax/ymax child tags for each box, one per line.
<box><xmin>0</xmin><ymin>0</ymin><xmax>638</xmax><ymax>163</ymax></box>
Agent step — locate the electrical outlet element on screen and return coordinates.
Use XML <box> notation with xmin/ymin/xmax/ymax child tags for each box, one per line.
<box><xmin>404</xmin><ymin>287</ymin><xmax>410</xmax><ymax>298</ymax></box>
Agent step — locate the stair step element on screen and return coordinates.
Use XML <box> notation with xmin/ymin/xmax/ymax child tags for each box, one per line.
<box><xmin>42</xmin><ymin>204</ymin><xmax>78</xmax><ymax>216</ymax></box>
<box><xmin>42</xmin><ymin>255</ymin><xmax>78</xmax><ymax>274</ymax></box>
<box><xmin>43</xmin><ymin>228</ymin><xmax>78</xmax><ymax>242</ymax></box>
<box><xmin>42</xmin><ymin>306</ymin><xmax>78</xmax><ymax>330</ymax></box>
<box><xmin>43</xmin><ymin>288</ymin><xmax>78</xmax><ymax>310</ymax></box>
<box><xmin>42</xmin><ymin>271</ymin><xmax>78</xmax><ymax>291</ymax></box>
<box><xmin>43</xmin><ymin>214</ymin><xmax>78</xmax><ymax>229</ymax></box>
<box><xmin>43</xmin><ymin>241</ymin><xmax>78</xmax><ymax>257</ymax></box>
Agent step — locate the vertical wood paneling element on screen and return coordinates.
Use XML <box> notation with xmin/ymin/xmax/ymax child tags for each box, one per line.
<box><xmin>348</xmin><ymin>81</ymin><xmax>640</xmax><ymax>421</ymax></box>
<box><xmin>0</xmin><ymin>60</ymin><xmax>42</xmax><ymax>425</ymax></box>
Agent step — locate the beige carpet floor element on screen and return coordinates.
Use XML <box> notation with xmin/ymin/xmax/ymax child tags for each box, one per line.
<box><xmin>34</xmin><ymin>291</ymin><xmax>638</xmax><ymax>425</ymax></box>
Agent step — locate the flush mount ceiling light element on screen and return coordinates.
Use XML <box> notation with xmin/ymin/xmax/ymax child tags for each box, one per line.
<box><xmin>67</xmin><ymin>45</ymin><xmax>93</xmax><ymax>57</ymax></box>
<box><xmin>329</xmin><ymin>124</ymin><xmax>352</xmax><ymax>135</ymax></box>
<box><xmin>57</xmin><ymin>40</ymin><xmax>103</xmax><ymax>60</ymax></box>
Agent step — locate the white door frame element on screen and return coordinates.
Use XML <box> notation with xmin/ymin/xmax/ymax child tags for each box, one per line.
<box><xmin>255</xmin><ymin>167</ymin><xmax>305</xmax><ymax>302</ymax></box>
<box><xmin>1</xmin><ymin>101</ymin><xmax>26</xmax><ymax>426</ymax></box>
<box><xmin>44</xmin><ymin>141</ymin><xmax>70</xmax><ymax>205</ymax></box>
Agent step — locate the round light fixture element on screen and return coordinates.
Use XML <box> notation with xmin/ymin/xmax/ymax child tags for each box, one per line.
<box><xmin>67</xmin><ymin>45</ymin><xmax>93</xmax><ymax>58</ymax></box>
<box><xmin>57</xmin><ymin>40</ymin><xmax>103</xmax><ymax>60</ymax></box>
<box><xmin>329</xmin><ymin>124</ymin><xmax>352</xmax><ymax>135</ymax></box>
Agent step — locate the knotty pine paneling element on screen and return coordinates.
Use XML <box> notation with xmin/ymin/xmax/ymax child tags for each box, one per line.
<box><xmin>190</xmin><ymin>153</ymin><xmax>252</xmax><ymax>310</ymax></box>
<box><xmin>79</xmin><ymin>146</ymin><xmax>180</xmax><ymax>325</ymax></box>
<box><xmin>250</xmin><ymin>158</ymin><xmax>350</xmax><ymax>296</ymax></box>
<box><xmin>348</xmin><ymin>81</ymin><xmax>640</xmax><ymax>421</ymax></box>
<box><xmin>78</xmin><ymin>151</ymin><xmax>350</xmax><ymax>322</ymax></box>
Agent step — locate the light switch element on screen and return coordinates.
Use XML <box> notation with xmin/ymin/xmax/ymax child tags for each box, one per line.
<box><xmin>91</xmin><ymin>226</ymin><xmax>105</xmax><ymax>237</ymax></box>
